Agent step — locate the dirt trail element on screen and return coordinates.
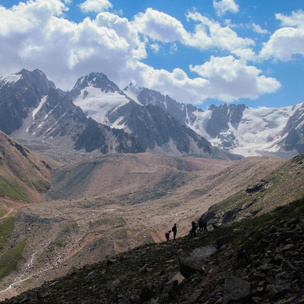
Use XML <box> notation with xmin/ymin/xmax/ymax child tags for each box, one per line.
<box><xmin>0</xmin><ymin>208</ymin><xmax>13</xmax><ymax>219</ymax></box>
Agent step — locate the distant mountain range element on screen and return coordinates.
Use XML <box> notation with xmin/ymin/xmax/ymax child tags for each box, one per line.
<box><xmin>1</xmin><ymin>69</ymin><xmax>303</xmax><ymax>159</ymax></box>
<box><xmin>72</xmin><ymin>72</ymin><xmax>304</xmax><ymax>158</ymax></box>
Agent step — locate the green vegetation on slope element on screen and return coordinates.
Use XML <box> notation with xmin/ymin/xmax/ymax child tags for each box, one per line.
<box><xmin>0</xmin><ymin>176</ymin><xmax>29</xmax><ymax>203</ymax></box>
<box><xmin>0</xmin><ymin>216</ymin><xmax>26</xmax><ymax>281</ymax></box>
<box><xmin>31</xmin><ymin>178</ymin><xmax>51</xmax><ymax>193</ymax></box>
<box><xmin>0</xmin><ymin>208</ymin><xmax>9</xmax><ymax>218</ymax></box>
<box><xmin>0</xmin><ymin>216</ymin><xmax>14</xmax><ymax>249</ymax></box>
<box><xmin>0</xmin><ymin>238</ymin><xmax>26</xmax><ymax>280</ymax></box>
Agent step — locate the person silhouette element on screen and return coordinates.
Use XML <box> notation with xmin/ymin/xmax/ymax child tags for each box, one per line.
<box><xmin>172</xmin><ymin>223</ymin><xmax>177</xmax><ymax>240</ymax></box>
<box><xmin>191</xmin><ymin>221</ymin><xmax>197</xmax><ymax>237</ymax></box>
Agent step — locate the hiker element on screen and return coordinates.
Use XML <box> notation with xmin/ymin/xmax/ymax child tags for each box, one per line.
<box><xmin>190</xmin><ymin>221</ymin><xmax>197</xmax><ymax>237</ymax></box>
<box><xmin>198</xmin><ymin>217</ymin><xmax>203</xmax><ymax>231</ymax></box>
<box><xmin>165</xmin><ymin>231</ymin><xmax>171</xmax><ymax>241</ymax></box>
<box><xmin>172</xmin><ymin>223</ymin><xmax>177</xmax><ymax>240</ymax></box>
<box><xmin>202</xmin><ymin>220</ymin><xmax>208</xmax><ymax>232</ymax></box>
<box><xmin>198</xmin><ymin>217</ymin><xmax>208</xmax><ymax>232</ymax></box>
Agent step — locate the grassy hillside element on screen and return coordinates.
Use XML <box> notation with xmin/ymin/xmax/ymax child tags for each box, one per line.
<box><xmin>0</xmin><ymin>176</ymin><xmax>30</xmax><ymax>203</ymax></box>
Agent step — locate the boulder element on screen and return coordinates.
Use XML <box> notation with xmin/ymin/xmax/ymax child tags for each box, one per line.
<box><xmin>222</xmin><ymin>276</ymin><xmax>250</xmax><ymax>304</ymax></box>
<box><xmin>179</xmin><ymin>246</ymin><xmax>216</xmax><ymax>278</ymax></box>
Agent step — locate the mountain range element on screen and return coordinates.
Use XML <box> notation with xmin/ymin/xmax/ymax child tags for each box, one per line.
<box><xmin>72</xmin><ymin>72</ymin><xmax>304</xmax><ymax>158</ymax></box>
<box><xmin>1</xmin><ymin>69</ymin><xmax>303</xmax><ymax>160</ymax></box>
<box><xmin>0</xmin><ymin>69</ymin><xmax>231</xmax><ymax>161</ymax></box>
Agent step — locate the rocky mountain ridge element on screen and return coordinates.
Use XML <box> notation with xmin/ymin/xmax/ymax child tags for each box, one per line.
<box><xmin>2</xmin><ymin>68</ymin><xmax>303</xmax><ymax>159</ymax></box>
<box><xmin>0</xmin><ymin>69</ymin><xmax>143</xmax><ymax>157</ymax></box>
<box><xmin>125</xmin><ymin>87</ymin><xmax>304</xmax><ymax>158</ymax></box>
<box><xmin>70</xmin><ymin>72</ymin><xmax>233</xmax><ymax>159</ymax></box>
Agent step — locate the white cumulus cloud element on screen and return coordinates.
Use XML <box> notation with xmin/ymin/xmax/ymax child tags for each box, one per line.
<box><xmin>132</xmin><ymin>8</ymin><xmax>190</xmax><ymax>43</ymax></box>
<box><xmin>132</xmin><ymin>9</ymin><xmax>255</xmax><ymax>60</ymax></box>
<box><xmin>79</xmin><ymin>0</ymin><xmax>113</xmax><ymax>13</ymax></box>
<box><xmin>213</xmin><ymin>0</ymin><xmax>239</xmax><ymax>17</ymax></box>
<box><xmin>190</xmin><ymin>56</ymin><xmax>281</xmax><ymax>102</ymax></box>
<box><xmin>251</xmin><ymin>22</ymin><xmax>270</xmax><ymax>35</ymax></box>
<box><xmin>127</xmin><ymin>61</ymin><xmax>210</xmax><ymax>104</ymax></box>
<box><xmin>0</xmin><ymin>1</ymin><xmax>146</xmax><ymax>90</ymax></box>
<box><xmin>186</xmin><ymin>11</ymin><xmax>254</xmax><ymax>57</ymax></box>
<box><xmin>259</xmin><ymin>10</ymin><xmax>304</xmax><ymax>61</ymax></box>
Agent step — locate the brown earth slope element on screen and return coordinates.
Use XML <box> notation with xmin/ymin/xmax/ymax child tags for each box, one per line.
<box><xmin>0</xmin><ymin>153</ymin><xmax>286</xmax><ymax>300</ymax></box>
<box><xmin>0</xmin><ymin>131</ymin><xmax>53</xmax><ymax>212</ymax></box>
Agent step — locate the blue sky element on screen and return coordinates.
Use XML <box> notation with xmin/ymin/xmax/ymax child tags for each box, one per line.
<box><xmin>0</xmin><ymin>0</ymin><xmax>304</xmax><ymax>109</ymax></box>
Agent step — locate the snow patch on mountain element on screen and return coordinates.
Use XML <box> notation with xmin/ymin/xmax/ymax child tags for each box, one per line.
<box><xmin>186</xmin><ymin>110</ymin><xmax>213</xmax><ymax>140</ymax></box>
<box><xmin>111</xmin><ymin>116</ymin><xmax>127</xmax><ymax>130</ymax></box>
<box><xmin>233</xmin><ymin>106</ymin><xmax>298</xmax><ymax>155</ymax></box>
<box><xmin>32</xmin><ymin>96</ymin><xmax>47</xmax><ymax>119</ymax></box>
<box><xmin>123</xmin><ymin>83</ymin><xmax>143</xmax><ymax>105</ymax></box>
<box><xmin>191</xmin><ymin>105</ymin><xmax>299</xmax><ymax>157</ymax></box>
<box><xmin>0</xmin><ymin>74</ymin><xmax>22</xmax><ymax>84</ymax></box>
<box><xmin>73</xmin><ymin>87</ymin><xmax>129</xmax><ymax>125</ymax></box>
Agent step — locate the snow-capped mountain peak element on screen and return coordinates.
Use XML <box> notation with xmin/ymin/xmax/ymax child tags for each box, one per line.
<box><xmin>123</xmin><ymin>82</ymin><xmax>143</xmax><ymax>104</ymax></box>
<box><xmin>71</xmin><ymin>72</ymin><xmax>120</xmax><ymax>93</ymax></box>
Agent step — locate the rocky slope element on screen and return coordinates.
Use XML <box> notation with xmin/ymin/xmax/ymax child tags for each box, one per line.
<box><xmin>0</xmin><ymin>69</ymin><xmax>55</xmax><ymax>135</ymax></box>
<box><xmin>201</xmin><ymin>153</ymin><xmax>304</xmax><ymax>227</ymax></box>
<box><xmin>1</xmin><ymin>197</ymin><xmax>303</xmax><ymax>304</ymax></box>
